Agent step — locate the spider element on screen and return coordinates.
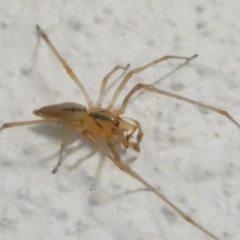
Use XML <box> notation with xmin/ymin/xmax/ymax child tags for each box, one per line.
<box><xmin>1</xmin><ymin>25</ymin><xmax>239</xmax><ymax>240</ymax></box>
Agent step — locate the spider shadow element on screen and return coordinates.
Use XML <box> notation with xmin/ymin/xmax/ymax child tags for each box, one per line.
<box><xmin>28</xmin><ymin>124</ymin><xmax>137</xmax><ymax>177</ymax></box>
<box><xmin>118</xmin><ymin>57</ymin><xmax>198</xmax><ymax>109</ymax></box>
<box><xmin>88</xmin><ymin>187</ymin><xmax>155</xmax><ymax>232</ymax></box>
<box><xmin>29</xmin><ymin>124</ymin><xmax>97</xmax><ymax>173</ymax></box>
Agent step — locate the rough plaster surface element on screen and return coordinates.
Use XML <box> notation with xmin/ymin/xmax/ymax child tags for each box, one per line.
<box><xmin>0</xmin><ymin>1</ymin><xmax>240</xmax><ymax>240</ymax></box>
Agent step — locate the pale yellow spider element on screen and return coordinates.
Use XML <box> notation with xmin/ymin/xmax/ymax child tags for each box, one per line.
<box><xmin>1</xmin><ymin>25</ymin><xmax>239</xmax><ymax>240</ymax></box>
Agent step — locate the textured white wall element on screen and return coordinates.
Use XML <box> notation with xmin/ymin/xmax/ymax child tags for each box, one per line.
<box><xmin>0</xmin><ymin>1</ymin><xmax>240</xmax><ymax>240</ymax></box>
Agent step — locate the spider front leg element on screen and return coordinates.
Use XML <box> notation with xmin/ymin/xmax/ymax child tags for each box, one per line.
<box><xmin>97</xmin><ymin>64</ymin><xmax>130</xmax><ymax>107</ymax></box>
<box><xmin>117</xmin><ymin>83</ymin><xmax>240</xmax><ymax>129</ymax></box>
<box><xmin>81</xmin><ymin>131</ymin><xmax>220</xmax><ymax>240</ymax></box>
<box><xmin>106</xmin><ymin>141</ymin><xmax>220</xmax><ymax>240</ymax></box>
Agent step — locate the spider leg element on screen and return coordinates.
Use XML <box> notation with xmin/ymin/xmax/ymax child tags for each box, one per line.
<box><xmin>36</xmin><ymin>25</ymin><xmax>93</xmax><ymax>108</ymax></box>
<box><xmin>52</xmin><ymin>131</ymin><xmax>74</xmax><ymax>174</ymax></box>
<box><xmin>117</xmin><ymin>83</ymin><xmax>240</xmax><ymax>129</ymax></box>
<box><xmin>81</xmin><ymin>130</ymin><xmax>108</xmax><ymax>188</ymax></box>
<box><xmin>80</xmin><ymin>130</ymin><xmax>220</xmax><ymax>240</ymax></box>
<box><xmin>97</xmin><ymin>64</ymin><xmax>130</xmax><ymax>107</ymax></box>
<box><xmin>106</xmin><ymin>141</ymin><xmax>220</xmax><ymax>240</ymax></box>
<box><xmin>0</xmin><ymin>119</ymin><xmax>60</xmax><ymax>131</ymax></box>
<box><xmin>107</xmin><ymin>54</ymin><xmax>197</xmax><ymax>110</ymax></box>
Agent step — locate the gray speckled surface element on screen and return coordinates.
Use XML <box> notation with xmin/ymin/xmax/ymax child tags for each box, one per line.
<box><xmin>0</xmin><ymin>1</ymin><xmax>240</xmax><ymax>240</ymax></box>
